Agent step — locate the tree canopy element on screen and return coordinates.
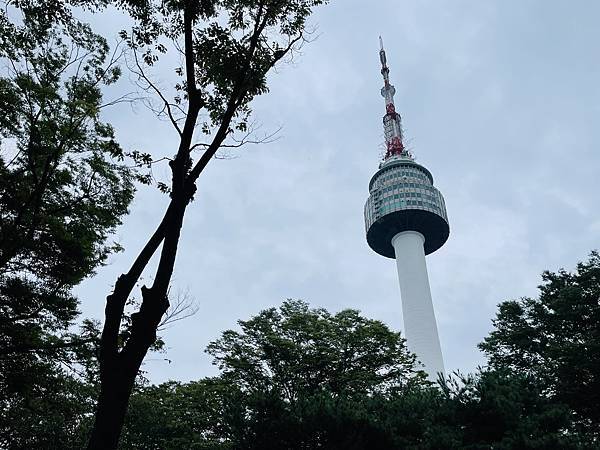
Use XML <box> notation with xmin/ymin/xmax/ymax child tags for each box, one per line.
<box><xmin>0</xmin><ymin>0</ymin><xmax>134</xmax><ymax>357</ymax></box>
<box><xmin>0</xmin><ymin>2</ymin><xmax>137</xmax><ymax>446</ymax></box>
<box><xmin>206</xmin><ymin>299</ymin><xmax>426</xmax><ymax>398</ymax></box>
<box><xmin>118</xmin><ymin>300</ymin><xmax>584</xmax><ymax>449</ymax></box>
<box><xmin>121</xmin><ymin>300</ymin><xmax>429</xmax><ymax>449</ymax></box>
<box><xmin>480</xmin><ymin>251</ymin><xmax>600</xmax><ymax>435</ymax></box>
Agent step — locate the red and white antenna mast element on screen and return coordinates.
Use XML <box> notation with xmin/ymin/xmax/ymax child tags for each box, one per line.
<box><xmin>379</xmin><ymin>37</ymin><xmax>409</xmax><ymax>160</ymax></box>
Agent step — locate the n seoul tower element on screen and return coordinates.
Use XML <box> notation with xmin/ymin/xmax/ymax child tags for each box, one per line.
<box><xmin>364</xmin><ymin>38</ymin><xmax>449</xmax><ymax>380</ymax></box>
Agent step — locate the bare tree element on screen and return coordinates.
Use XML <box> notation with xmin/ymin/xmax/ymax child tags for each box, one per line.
<box><xmin>86</xmin><ymin>1</ymin><xmax>328</xmax><ymax>448</ymax></box>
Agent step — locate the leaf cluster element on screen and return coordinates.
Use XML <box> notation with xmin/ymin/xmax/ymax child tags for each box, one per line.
<box><xmin>479</xmin><ymin>251</ymin><xmax>600</xmax><ymax>434</ymax></box>
<box><xmin>0</xmin><ymin>4</ymin><xmax>139</xmax><ymax>446</ymax></box>
<box><xmin>206</xmin><ymin>299</ymin><xmax>426</xmax><ymax>401</ymax></box>
<box><xmin>118</xmin><ymin>299</ymin><xmax>586</xmax><ymax>449</ymax></box>
<box><xmin>120</xmin><ymin>0</ymin><xmax>327</xmax><ymax>154</ymax></box>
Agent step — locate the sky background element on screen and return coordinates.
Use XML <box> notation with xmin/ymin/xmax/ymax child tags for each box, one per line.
<box><xmin>77</xmin><ymin>0</ymin><xmax>600</xmax><ymax>384</ymax></box>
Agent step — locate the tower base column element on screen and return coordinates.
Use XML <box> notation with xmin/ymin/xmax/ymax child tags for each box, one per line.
<box><xmin>392</xmin><ymin>231</ymin><xmax>444</xmax><ymax>381</ymax></box>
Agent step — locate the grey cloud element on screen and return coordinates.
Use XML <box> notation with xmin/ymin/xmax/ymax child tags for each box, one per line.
<box><xmin>76</xmin><ymin>0</ymin><xmax>600</xmax><ymax>382</ymax></box>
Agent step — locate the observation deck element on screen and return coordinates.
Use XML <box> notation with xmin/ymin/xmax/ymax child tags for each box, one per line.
<box><xmin>364</xmin><ymin>154</ymin><xmax>449</xmax><ymax>258</ymax></box>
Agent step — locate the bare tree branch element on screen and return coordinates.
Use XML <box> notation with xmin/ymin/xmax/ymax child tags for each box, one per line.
<box><xmin>130</xmin><ymin>48</ymin><xmax>183</xmax><ymax>135</ymax></box>
<box><xmin>158</xmin><ymin>289</ymin><xmax>199</xmax><ymax>330</ymax></box>
<box><xmin>189</xmin><ymin>124</ymin><xmax>282</xmax><ymax>152</ymax></box>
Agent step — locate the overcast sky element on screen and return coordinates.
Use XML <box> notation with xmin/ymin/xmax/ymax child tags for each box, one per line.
<box><xmin>76</xmin><ymin>0</ymin><xmax>600</xmax><ymax>384</ymax></box>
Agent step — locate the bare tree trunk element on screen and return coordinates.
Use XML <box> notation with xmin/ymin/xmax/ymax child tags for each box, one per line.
<box><xmin>86</xmin><ymin>17</ymin><xmax>207</xmax><ymax>434</ymax></box>
<box><xmin>86</xmin><ymin>185</ymin><xmax>189</xmax><ymax>449</ymax></box>
<box><xmin>87</xmin><ymin>290</ymin><xmax>171</xmax><ymax>449</ymax></box>
<box><xmin>86</xmin><ymin>370</ymin><xmax>137</xmax><ymax>449</ymax></box>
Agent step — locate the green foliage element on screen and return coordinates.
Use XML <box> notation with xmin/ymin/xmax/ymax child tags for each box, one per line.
<box><xmin>431</xmin><ymin>370</ymin><xmax>579</xmax><ymax>449</ymax></box>
<box><xmin>206</xmin><ymin>299</ymin><xmax>426</xmax><ymax>398</ymax></box>
<box><xmin>122</xmin><ymin>371</ymin><xmax>581</xmax><ymax>449</ymax></box>
<box><xmin>0</xmin><ymin>2</ymin><xmax>137</xmax><ymax>446</ymax></box>
<box><xmin>202</xmin><ymin>300</ymin><xmax>427</xmax><ymax>448</ymax></box>
<box><xmin>120</xmin><ymin>300</ymin><xmax>587</xmax><ymax>449</ymax></box>
<box><xmin>121</xmin><ymin>379</ymin><xmax>242</xmax><ymax>449</ymax></box>
<box><xmin>479</xmin><ymin>251</ymin><xmax>600</xmax><ymax>434</ymax></box>
<box><xmin>123</xmin><ymin>380</ymin><xmax>408</xmax><ymax>449</ymax></box>
<box><xmin>119</xmin><ymin>301</ymin><xmax>425</xmax><ymax>449</ymax></box>
<box><xmin>0</xmin><ymin>4</ymin><xmax>134</xmax><ymax>356</ymax></box>
<box><xmin>119</xmin><ymin>0</ymin><xmax>328</xmax><ymax>151</ymax></box>
<box><xmin>0</xmin><ymin>355</ymin><xmax>95</xmax><ymax>449</ymax></box>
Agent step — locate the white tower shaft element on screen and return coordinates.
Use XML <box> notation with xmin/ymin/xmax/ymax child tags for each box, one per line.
<box><xmin>391</xmin><ymin>231</ymin><xmax>444</xmax><ymax>381</ymax></box>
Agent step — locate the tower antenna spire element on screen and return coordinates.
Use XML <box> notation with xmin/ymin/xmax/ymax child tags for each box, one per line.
<box><xmin>378</xmin><ymin>37</ymin><xmax>408</xmax><ymax>160</ymax></box>
<box><xmin>379</xmin><ymin>36</ymin><xmax>389</xmax><ymax>84</ymax></box>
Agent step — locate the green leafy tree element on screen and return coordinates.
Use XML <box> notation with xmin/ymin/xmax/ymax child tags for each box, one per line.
<box><xmin>429</xmin><ymin>370</ymin><xmax>579</xmax><ymax>449</ymax></box>
<box><xmin>479</xmin><ymin>251</ymin><xmax>600</xmax><ymax>435</ymax></box>
<box><xmin>0</xmin><ymin>359</ymin><xmax>95</xmax><ymax>449</ymax></box>
<box><xmin>206</xmin><ymin>299</ymin><xmax>425</xmax><ymax>397</ymax></box>
<box><xmin>86</xmin><ymin>1</ymin><xmax>328</xmax><ymax>448</ymax></box>
<box><xmin>0</xmin><ymin>2</ymin><xmax>133</xmax><ymax>358</ymax></box>
<box><xmin>119</xmin><ymin>301</ymin><xmax>581</xmax><ymax>449</ymax></box>
<box><xmin>204</xmin><ymin>299</ymin><xmax>425</xmax><ymax>449</ymax></box>
<box><xmin>0</xmin><ymin>2</ymin><xmax>137</xmax><ymax>446</ymax></box>
<box><xmin>204</xmin><ymin>301</ymin><xmax>577</xmax><ymax>449</ymax></box>
<box><xmin>121</xmin><ymin>378</ymin><xmax>242</xmax><ymax>449</ymax></box>
<box><xmin>120</xmin><ymin>301</ymin><xmax>425</xmax><ymax>449</ymax></box>
<box><xmin>122</xmin><ymin>373</ymin><xmax>580</xmax><ymax>449</ymax></box>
